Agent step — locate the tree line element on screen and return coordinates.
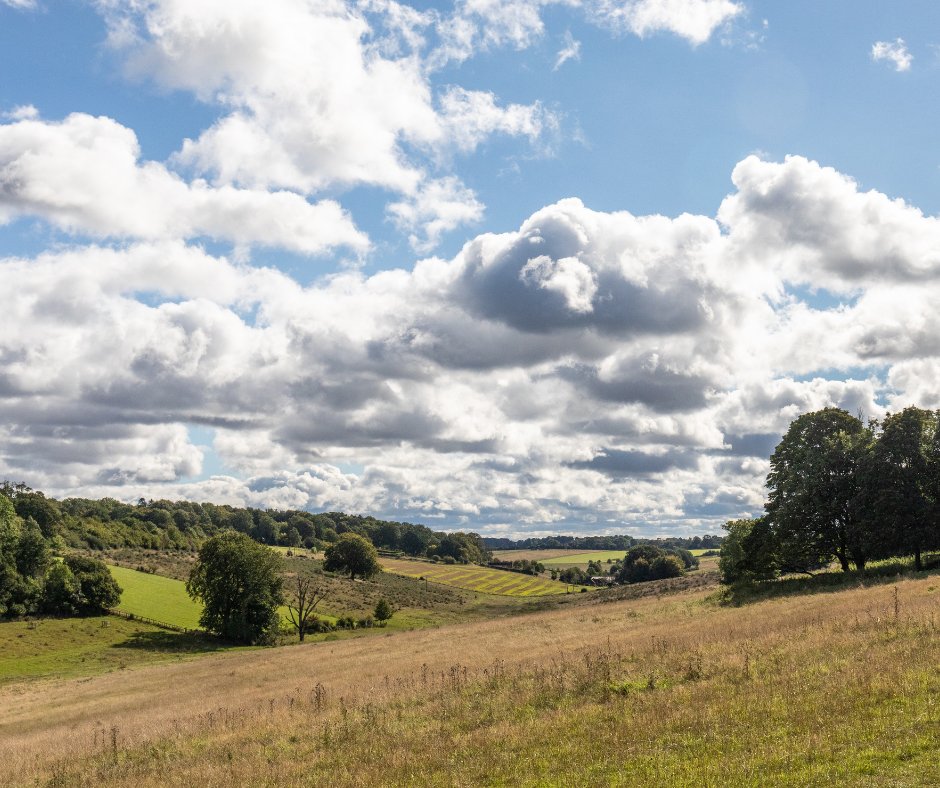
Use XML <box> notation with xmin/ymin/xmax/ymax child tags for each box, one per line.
<box><xmin>483</xmin><ymin>533</ymin><xmax>722</xmax><ymax>552</ymax></box>
<box><xmin>721</xmin><ymin>406</ymin><xmax>940</xmax><ymax>583</ymax></box>
<box><xmin>0</xmin><ymin>482</ymin><xmax>489</xmax><ymax>565</ymax></box>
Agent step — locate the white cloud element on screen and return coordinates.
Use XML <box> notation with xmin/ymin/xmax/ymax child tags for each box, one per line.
<box><xmin>0</xmin><ymin>112</ymin><xmax>368</xmax><ymax>254</ymax></box>
<box><xmin>719</xmin><ymin>154</ymin><xmax>940</xmax><ymax>292</ymax></box>
<box><xmin>554</xmin><ymin>30</ymin><xmax>582</xmax><ymax>70</ymax></box>
<box><xmin>388</xmin><ymin>176</ymin><xmax>484</xmax><ymax>252</ymax></box>
<box><xmin>5</xmin><ymin>155</ymin><xmax>940</xmax><ymax>534</ymax></box>
<box><xmin>438</xmin><ymin>87</ymin><xmax>555</xmax><ymax>154</ymax></box>
<box><xmin>588</xmin><ymin>0</ymin><xmax>743</xmax><ymax>45</ymax></box>
<box><xmin>872</xmin><ymin>38</ymin><xmax>912</xmax><ymax>72</ymax></box>
<box><xmin>90</xmin><ymin>0</ymin><xmax>554</xmax><ymax>250</ymax></box>
<box><xmin>0</xmin><ymin>0</ymin><xmax>36</xmax><ymax>9</ymax></box>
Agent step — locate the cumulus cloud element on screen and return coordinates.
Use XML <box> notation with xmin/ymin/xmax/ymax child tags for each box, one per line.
<box><xmin>388</xmin><ymin>176</ymin><xmax>484</xmax><ymax>252</ymax></box>
<box><xmin>872</xmin><ymin>38</ymin><xmax>912</xmax><ymax>72</ymax></box>
<box><xmin>5</xmin><ymin>155</ymin><xmax>940</xmax><ymax>534</ymax></box>
<box><xmin>88</xmin><ymin>0</ymin><xmax>559</xmax><ymax>250</ymax></box>
<box><xmin>0</xmin><ymin>112</ymin><xmax>368</xmax><ymax>254</ymax></box>
<box><xmin>588</xmin><ymin>0</ymin><xmax>743</xmax><ymax>45</ymax></box>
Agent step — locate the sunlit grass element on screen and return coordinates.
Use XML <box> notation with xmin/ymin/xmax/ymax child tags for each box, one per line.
<box><xmin>4</xmin><ymin>573</ymin><xmax>936</xmax><ymax>785</ymax></box>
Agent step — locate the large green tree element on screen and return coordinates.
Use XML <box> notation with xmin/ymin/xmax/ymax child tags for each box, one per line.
<box><xmin>187</xmin><ymin>532</ymin><xmax>284</xmax><ymax>644</ymax></box>
<box><xmin>766</xmin><ymin>408</ymin><xmax>873</xmax><ymax>572</ymax></box>
<box><xmin>866</xmin><ymin>407</ymin><xmax>940</xmax><ymax>571</ymax></box>
<box><xmin>323</xmin><ymin>532</ymin><xmax>380</xmax><ymax>580</ymax></box>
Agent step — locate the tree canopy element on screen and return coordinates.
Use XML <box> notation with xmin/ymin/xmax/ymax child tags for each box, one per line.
<box><xmin>724</xmin><ymin>405</ymin><xmax>940</xmax><ymax>584</ymax></box>
<box><xmin>187</xmin><ymin>531</ymin><xmax>284</xmax><ymax>645</ymax></box>
<box><xmin>323</xmin><ymin>533</ymin><xmax>380</xmax><ymax>580</ymax></box>
<box><xmin>765</xmin><ymin>407</ymin><xmax>872</xmax><ymax>572</ymax></box>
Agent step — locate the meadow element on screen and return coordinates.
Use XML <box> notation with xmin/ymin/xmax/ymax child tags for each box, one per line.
<box><xmin>1</xmin><ymin>569</ymin><xmax>937</xmax><ymax>785</ymax></box>
<box><xmin>379</xmin><ymin>557</ymin><xmax>582</xmax><ymax>595</ymax></box>
<box><xmin>108</xmin><ymin>565</ymin><xmax>204</xmax><ymax>630</ymax></box>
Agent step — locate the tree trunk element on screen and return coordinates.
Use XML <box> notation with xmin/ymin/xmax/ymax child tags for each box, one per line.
<box><xmin>915</xmin><ymin>546</ymin><xmax>923</xmax><ymax>572</ymax></box>
<box><xmin>836</xmin><ymin>550</ymin><xmax>850</xmax><ymax>572</ymax></box>
<box><xmin>299</xmin><ymin>628</ymin><xmax>306</xmax><ymax>642</ymax></box>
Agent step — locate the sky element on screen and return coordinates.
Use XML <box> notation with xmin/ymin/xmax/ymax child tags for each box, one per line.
<box><xmin>2</xmin><ymin>0</ymin><xmax>940</xmax><ymax>539</ymax></box>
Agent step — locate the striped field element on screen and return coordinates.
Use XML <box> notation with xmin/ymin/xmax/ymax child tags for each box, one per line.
<box><xmin>379</xmin><ymin>558</ymin><xmax>582</xmax><ymax>596</ymax></box>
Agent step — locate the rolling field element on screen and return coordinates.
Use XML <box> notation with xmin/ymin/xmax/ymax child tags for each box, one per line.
<box><xmin>108</xmin><ymin>565</ymin><xmax>204</xmax><ymax>630</ymax></box>
<box><xmin>2</xmin><ymin>572</ymin><xmax>938</xmax><ymax>786</ymax></box>
<box><xmin>380</xmin><ymin>558</ymin><xmax>581</xmax><ymax>595</ymax></box>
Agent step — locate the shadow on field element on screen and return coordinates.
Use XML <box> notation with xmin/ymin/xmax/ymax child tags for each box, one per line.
<box><xmin>719</xmin><ymin>555</ymin><xmax>940</xmax><ymax>607</ymax></box>
<box><xmin>114</xmin><ymin>630</ymin><xmax>233</xmax><ymax>654</ymax></box>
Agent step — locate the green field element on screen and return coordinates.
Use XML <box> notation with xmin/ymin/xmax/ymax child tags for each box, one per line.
<box><xmin>541</xmin><ymin>549</ymin><xmax>629</xmax><ymax>565</ymax></box>
<box><xmin>109</xmin><ymin>565</ymin><xmax>204</xmax><ymax>630</ymax></box>
<box><xmin>380</xmin><ymin>558</ymin><xmax>583</xmax><ymax>595</ymax></box>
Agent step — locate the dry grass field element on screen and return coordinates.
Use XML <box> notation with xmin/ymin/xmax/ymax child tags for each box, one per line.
<box><xmin>2</xmin><ymin>571</ymin><xmax>938</xmax><ymax>786</ymax></box>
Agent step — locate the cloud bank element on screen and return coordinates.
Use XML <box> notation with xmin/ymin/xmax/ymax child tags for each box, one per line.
<box><xmin>3</xmin><ymin>154</ymin><xmax>937</xmax><ymax>536</ymax></box>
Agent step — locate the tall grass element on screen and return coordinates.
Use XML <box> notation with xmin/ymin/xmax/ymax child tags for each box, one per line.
<box><xmin>3</xmin><ymin>575</ymin><xmax>938</xmax><ymax>786</ymax></box>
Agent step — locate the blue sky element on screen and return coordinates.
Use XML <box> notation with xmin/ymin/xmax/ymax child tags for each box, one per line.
<box><xmin>2</xmin><ymin>0</ymin><xmax>939</xmax><ymax>537</ymax></box>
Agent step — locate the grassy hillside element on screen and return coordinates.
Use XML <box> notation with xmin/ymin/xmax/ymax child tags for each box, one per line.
<box><xmin>0</xmin><ymin>615</ymin><xmax>250</xmax><ymax>686</ymax></box>
<box><xmin>2</xmin><ymin>570</ymin><xmax>937</xmax><ymax>785</ymax></box>
<box><xmin>380</xmin><ymin>557</ymin><xmax>583</xmax><ymax>595</ymax></box>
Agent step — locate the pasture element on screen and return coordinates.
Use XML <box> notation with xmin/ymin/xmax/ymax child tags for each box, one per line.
<box><xmin>380</xmin><ymin>557</ymin><xmax>582</xmax><ymax>595</ymax></box>
<box><xmin>108</xmin><ymin>565</ymin><xmax>204</xmax><ymax>630</ymax></box>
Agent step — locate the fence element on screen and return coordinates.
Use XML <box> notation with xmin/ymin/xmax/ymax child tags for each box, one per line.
<box><xmin>108</xmin><ymin>608</ymin><xmax>202</xmax><ymax>634</ymax></box>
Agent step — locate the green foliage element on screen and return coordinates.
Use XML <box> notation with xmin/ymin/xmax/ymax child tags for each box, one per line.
<box><xmin>719</xmin><ymin>518</ymin><xmax>777</xmax><ymax>584</ymax></box>
<box><xmin>16</xmin><ymin>519</ymin><xmax>51</xmax><ymax>578</ymax></box>
<box><xmin>373</xmin><ymin>597</ymin><xmax>393</xmax><ymax>622</ymax></box>
<box><xmin>63</xmin><ymin>555</ymin><xmax>123</xmax><ymax>612</ymax></box>
<box><xmin>863</xmin><ymin>407</ymin><xmax>940</xmax><ymax>571</ymax></box>
<box><xmin>187</xmin><ymin>532</ymin><xmax>284</xmax><ymax>645</ymax></box>
<box><xmin>428</xmin><ymin>532</ymin><xmax>490</xmax><ymax>564</ymax></box>
<box><xmin>616</xmin><ymin>545</ymin><xmax>686</xmax><ymax>584</ymax></box>
<box><xmin>766</xmin><ymin>408</ymin><xmax>873</xmax><ymax>572</ymax></box>
<box><xmin>323</xmin><ymin>533</ymin><xmax>380</xmax><ymax>580</ymax></box>
<box><xmin>41</xmin><ymin>562</ymin><xmax>81</xmax><ymax>615</ymax></box>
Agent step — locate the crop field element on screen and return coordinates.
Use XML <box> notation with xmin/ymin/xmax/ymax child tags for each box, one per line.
<box><xmin>380</xmin><ymin>558</ymin><xmax>581</xmax><ymax>595</ymax></box>
<box><xmin>541</xmin><ymin>549</ymin><xmax>630</xmax><ymax>565</ymax></box>
<box><xmin>108</xmin><ymin>565</ymin><xmax>204</xmax><ymax>630</ymax></box>
<box><xmin>490</xmin><ymin>548</ymin><xmax>601</xmax><ymax>562</ymax></box>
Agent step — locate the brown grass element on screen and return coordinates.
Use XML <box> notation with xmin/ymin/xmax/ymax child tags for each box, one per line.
<box><xmin>2</xmin><ymin>575</ymin><xmax>938</xmax><ymax>785</ymax></box>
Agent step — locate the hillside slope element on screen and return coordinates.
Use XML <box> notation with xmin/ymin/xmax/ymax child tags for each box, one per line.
<box><xmin>2</xmin><ymin>575</ymin><xmax>938</xmax><ymax>785</ymax></box>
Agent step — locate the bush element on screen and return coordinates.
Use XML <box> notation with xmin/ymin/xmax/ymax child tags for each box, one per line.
<box><xmin>617</xmin><ymin>545</ymin><xmax>687</xmax><ymax>584</ymax></box>
<box><xmin>374</xmin><ymin>598</ymin><xmax>394</xmax><ymax>622</ymax></box>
